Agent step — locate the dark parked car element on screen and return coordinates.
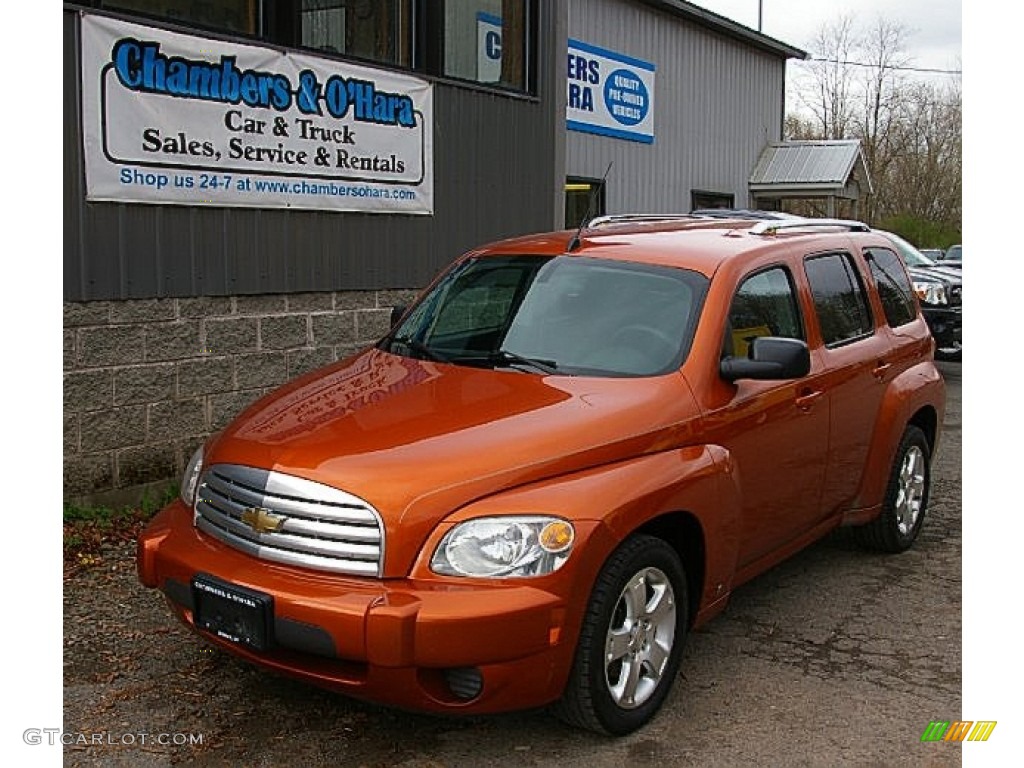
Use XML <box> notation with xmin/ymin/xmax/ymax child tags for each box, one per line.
<box><xmin>875</xmin><ymin>231</ymin><xmax>961</xmax><ymax>360</ymax></box>
<box><xmin>920</xmin><ymin>248</ymin><xmax>944</xmax><ymax>261</ymax></box>
<box><xmin>941</xmin><ymin>244</ymin><xmax>962</xmax><ymax>268</ymax></box>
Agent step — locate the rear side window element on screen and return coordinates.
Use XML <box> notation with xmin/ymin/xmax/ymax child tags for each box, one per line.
<box><xmin>724</xmin><ymin>267</ymin><xmax>803</xmax><ymax>358</ymax></box>
<box><xmin>804</xmin><ymin>253</ymin><xmax>874</xmax><ymax>347</ymax></box>
<box><xmin>865</xmin><ymin>247</ymin><xmax>917</xmax><ymax>328</ymax></box>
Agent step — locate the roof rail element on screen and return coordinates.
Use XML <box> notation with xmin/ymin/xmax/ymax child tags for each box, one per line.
<box><xmin>586</xmin><ymin>213</ymin><xmax>700</xmax><ymax>228</ymax></box>
<box><xmin>750</xmin><ymin>219</ymin><xmax>870</xmax><ymax>235</ymax></box>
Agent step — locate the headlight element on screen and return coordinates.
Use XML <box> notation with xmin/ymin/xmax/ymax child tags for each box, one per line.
<box><xmin>431</xmin><ymin>516</ymin><xmax>575</xmax><ymax>578</ymax></box>
<box><xmin>180</xmin><ymin>445</ymin><xmax>204</xmax><ymax>508</ymax></box>
<box><xmin>912</xmin><ymin>281</ymin><xmax>948</xmax><ymax>306</ymax></box>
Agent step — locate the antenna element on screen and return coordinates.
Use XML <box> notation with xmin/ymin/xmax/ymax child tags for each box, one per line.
<box><xmin>567</xmin><ymin>161</ymin><xmax>613</xmax><ymax>252</ymax></box>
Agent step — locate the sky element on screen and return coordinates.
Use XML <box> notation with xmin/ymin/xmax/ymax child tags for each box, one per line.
<box><xmin>690</xmin><ymin>0</ymin><xmax>962</xmax><ymax>75</ymax></box>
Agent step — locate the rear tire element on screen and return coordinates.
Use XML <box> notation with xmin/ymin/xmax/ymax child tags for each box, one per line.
<box><xmin>855</xmin><ymin>425</ymin><xmax>931</xmax><ymax>552</ymax></box>
<box><xmin>553</xmin><ymin>535</ymin><xmax>687</xmax><ymax>735</ymax></box>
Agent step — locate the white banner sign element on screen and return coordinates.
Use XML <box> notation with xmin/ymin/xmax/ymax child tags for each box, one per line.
<box><xmin>80</xmin><ymin>13</ymin><xmax>434</xmax><ymax>213</ymax></box>
<box><xmin>567</xmin><ymin>39</ymin><xmax>655</xmax><ymax>144</ymax></box>
<box><xmin>476</xmin><ymin>12</ymin><xmax>503</xmax><ymax>83</ymax></box>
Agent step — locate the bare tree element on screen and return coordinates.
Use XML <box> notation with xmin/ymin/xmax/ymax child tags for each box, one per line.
<box><xmin>879</xmin><ymin>78</ymin><xmax>961</xmax><ymax>226</ymax></box>
<box><xmin>795</xmin><ymin>14</ymin><xmax>858</xmax><ymax>139</ymax></box>
<box><xmin>853</xmin><ymin>18</ymin><xmax>911</xmax><ymax>221</ymax></box>
<box><xmin>786</xmin><ymin>16</ymin><xmax>962</xmax><ymax>237</ymax></box>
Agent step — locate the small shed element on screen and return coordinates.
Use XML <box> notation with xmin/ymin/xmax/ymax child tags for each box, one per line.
<box><xmin>749</xmin><ymin>139</ymin><xmax>873</xmax><ymax>217</ymax></box>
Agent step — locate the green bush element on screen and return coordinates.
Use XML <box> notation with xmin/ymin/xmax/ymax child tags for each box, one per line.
<box><xmin>63</xmin><ymin>484</ymin><xmax>178</xmax><ymax>525</ymax></box>
<box><xmin>876</xmin><ymin>214</ymin><xmax>961</xmax><ymax>250</ymax></box>
<box><xmin>64</xmin><ymin>485</ymin><xmax>178</xmax><ymax>571</ymax></box>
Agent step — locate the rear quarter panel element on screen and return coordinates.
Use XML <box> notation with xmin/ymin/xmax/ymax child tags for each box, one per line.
<box><xmin>842</xmin><ymin>357</ymin><xmax>945</xmax><ymax>523</ymax></box>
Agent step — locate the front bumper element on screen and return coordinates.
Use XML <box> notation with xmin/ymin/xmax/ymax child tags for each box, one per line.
<box><xmin>921</xmin><ymin>305</ymin><xmax>962</xmax><ymax>354</ymax></box>
<box><xmin>137</xmin><ymin>501</ymin><xmax>578</xmax><ymax>713</ymax></box>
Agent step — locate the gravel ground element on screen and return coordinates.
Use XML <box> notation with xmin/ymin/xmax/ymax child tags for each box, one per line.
<box><xmin>62</xmin><ymin>362</ymin><xmax>962</xmax><ymax>767</ymax></box>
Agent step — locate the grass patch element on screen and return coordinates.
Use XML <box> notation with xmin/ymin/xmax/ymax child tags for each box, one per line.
<box><xmin>63</xmin><ymin>485</ymin><xmax>178</xmax><ymax>574</ymax></box>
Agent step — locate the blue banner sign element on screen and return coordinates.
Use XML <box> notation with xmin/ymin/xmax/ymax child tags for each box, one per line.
<box><xmin>567</xmin><ymin>39</ymin><xmax>655</xmax><ymax>144</ymax></box>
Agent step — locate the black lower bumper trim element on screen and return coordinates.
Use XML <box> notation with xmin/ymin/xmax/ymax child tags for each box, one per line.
<box><xmin>162</xmin><ymin>577</ymin><xmax>338</xmax><ymax>659</ymax></box>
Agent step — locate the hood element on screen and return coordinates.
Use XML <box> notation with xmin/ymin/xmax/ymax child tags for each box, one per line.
<box><xmin>907</xmin><ymin>264</ymin><xmax>963</xmax><ymax>284</ymax></box>
<box><xmin>207</xmin><ymin>348</ymin><xmax>701</xmax><ymax>574</ymax></box>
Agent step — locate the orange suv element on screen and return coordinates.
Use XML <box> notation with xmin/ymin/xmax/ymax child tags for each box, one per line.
<box><xmin>137</xmin><ymin>215</ymin><xmax>945</xmax><ymax>734</ymax></box>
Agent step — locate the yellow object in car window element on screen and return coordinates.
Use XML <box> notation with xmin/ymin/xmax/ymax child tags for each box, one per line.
<box><xmin>731</xmin><ymin>324</ymin><xmax>772</xmax><ymax>357</ymax></box>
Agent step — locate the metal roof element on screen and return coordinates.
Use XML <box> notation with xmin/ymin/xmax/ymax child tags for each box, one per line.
<box><xmin>749</xmin><ymin>140</ymin><xmax>874</xmax><ymax>195</ymax></box>
<box><xmin>636</xmin><ymin>1</ymin><xmax>807</xmax><ymax>60</ymax></box>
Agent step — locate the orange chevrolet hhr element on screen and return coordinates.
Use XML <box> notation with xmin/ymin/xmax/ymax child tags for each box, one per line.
<box><xmin>138</xmin><ymin>215</ymin><xmax>945</xmax><ymax>734</ymax></box>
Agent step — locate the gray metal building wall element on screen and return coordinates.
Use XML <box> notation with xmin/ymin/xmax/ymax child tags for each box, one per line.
<box><xmin>63</xmin><ymin>5</ymin><xmax>566</xmax><ymax>302</ymax></box>
<box><xmin>567</xmin><ymin>0</ymin><xmax>788</xmax><ymax>212</ymax></box>
<box><xmin>63</xmin><ymin>3</ymin><xmax>568</xmax><ymax>504</ymax></box>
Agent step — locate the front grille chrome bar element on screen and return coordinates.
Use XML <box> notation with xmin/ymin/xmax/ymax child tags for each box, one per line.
<box><xmin>194</xmin><ymin>464</ymin><xmax>384</xmax><ymax>577</ymax></box>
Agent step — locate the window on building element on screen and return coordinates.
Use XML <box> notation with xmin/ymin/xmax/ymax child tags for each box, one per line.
<box><xmin>100</xmin><ymin>0</ymin><xmax>259</xmax><ymax>35</ymax></box>
<box><xmin>804</xmin><ymin>253</ymin><xmax>875</xmax><ymax>347</ymax></box>
<box><xmin>441</xmin><ymin>0</ymin><xmax>528</xmax><ymax>89</ymax></box>
<box><xmin>96</xmin><ymin>0</ymin><xmax>536</xmax><ymax>94</ymax></box>
<box><xmin>865</xmin><ymin>247</ymin><xmax>917</xmax><ymax>328</ymax></box>
<box><xmin>300</xmin><ymin>0</ymin><xmax>411</xmax><ymax>67</ymax></box>
<box><xmin>691</xmin><ymin>190</ymin><xmax>734</xmax><ymax>211</ymax></box>
<box><xmin>724</xmin><ymin>267</ymin><xmax>803</xmax><ymax>358</ymax></box>
<box><xmin>565</xmin><ymin>178</ymin><xmax>606</xmax><ymax>230</ymax></box>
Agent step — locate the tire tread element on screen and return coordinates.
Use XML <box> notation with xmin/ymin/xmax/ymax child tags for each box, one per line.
<box><xmin>854</xmin><ymin>425</ymin><xmax>930</xmax><ymax>553</ymax></box>
<box><xmin>552</xmin><ymin>534</ymin><xmax>686</xmax><ymax>734</ymax></box>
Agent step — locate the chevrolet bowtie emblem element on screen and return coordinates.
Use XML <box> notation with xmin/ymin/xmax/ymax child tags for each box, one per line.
<box><xmin>240</xmin><ymin>507</ymin><xmax>284</xmax><ymax>534</ymax></box>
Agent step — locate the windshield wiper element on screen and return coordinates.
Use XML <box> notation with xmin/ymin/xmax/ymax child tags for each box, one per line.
<box><xmin>479</xmin><ymin>349</ymin><xmax>560</xmax><ymax>374</ymax></box>
<box><xmin>390</xmin><ymin>336</ymin><xmax>450</xmax><ymax>362</ymax></box>
<box><xmin>393</xmin><ymin>340</ymin><xmax>558</xmax><ymax>373</ymax></box>
<box><xmin>495</xmin><ymin>349</ymin><xmax>559</xmax><ymax>373</ymax></box>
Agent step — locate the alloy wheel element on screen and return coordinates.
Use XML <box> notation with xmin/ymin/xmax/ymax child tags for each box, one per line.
<box><xmin>604</xmin><ymin>566</ymin><xmax>676</xmax><ymax>709</ymax></box>
<box><xmin>895</xmin><ymin>445</ymin><xmax>927</xmax><ymax>536</ymax></box>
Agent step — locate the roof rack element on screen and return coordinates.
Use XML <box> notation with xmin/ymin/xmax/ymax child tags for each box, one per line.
<box><xmin>750</xmin><ymin>219</ymin><xmax>870</xmax><ymax>235</ymax></box>
<box><xmin>586</xmin><ymin>213</ymin><xmax>701</xmax><ymax>228</ymax></box>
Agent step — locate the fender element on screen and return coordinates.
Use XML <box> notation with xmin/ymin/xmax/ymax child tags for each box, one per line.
<box><xmin>414</xmin><ymin>443</ymin><xmax>742</xmax><ymax>645</ymax></box>
<box><xmin>843</xmin><ymin>360</ymin><xmax>945</xmax><ymax>524</ymax></box>
<box><xmin>585</xmin><ymin>444</ymin><xmax>741</xmax><ymax>626</ymax></box>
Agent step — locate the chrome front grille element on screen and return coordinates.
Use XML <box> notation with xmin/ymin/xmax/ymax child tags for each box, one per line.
<box><xmin>194</xmin><ymin>464</ymin><xmax>384</xmax><ymax>576</ymax></box>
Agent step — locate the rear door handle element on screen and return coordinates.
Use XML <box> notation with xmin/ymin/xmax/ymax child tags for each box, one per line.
<box><xmin>795</xmin><ymin>389</ymin><xmax>824</xmax><ymax>411</ymax></box>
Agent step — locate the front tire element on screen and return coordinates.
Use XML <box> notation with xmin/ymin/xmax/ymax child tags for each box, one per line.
<box><xmin>855</xmin><ymin>425</ymin><xmax>931</xmax><ymax>552</ymax></box>
<box><xmin>554</xmin><ymin>535</ymin><xmax>687</xmax><ymax>735</ymax></box>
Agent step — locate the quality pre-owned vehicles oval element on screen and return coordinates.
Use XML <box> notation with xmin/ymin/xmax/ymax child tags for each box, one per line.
<box><xmin>138</xmin><ymin>214</ymin><xmax>945</xmax><ymax>735</ymax></box>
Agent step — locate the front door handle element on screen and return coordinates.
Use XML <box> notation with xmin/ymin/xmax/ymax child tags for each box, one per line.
<box><xmin>795</xmin><ymin>389</ymin><xmax>824</xmax><ymax>411</ymax></box>
<box><xmin>872</xmin><ymin>361</ymin><xmax>892</xmax><ymax>379</ymax></box>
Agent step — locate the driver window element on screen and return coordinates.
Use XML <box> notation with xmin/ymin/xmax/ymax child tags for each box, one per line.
<box><xmin>724</xmin><ymin>267</ymin><xmax>804</xmax><ymax>358</ymax></box>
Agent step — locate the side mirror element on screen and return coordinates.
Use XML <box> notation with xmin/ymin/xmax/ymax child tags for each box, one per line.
<box><xmin>720</xmin><ymin>337</ymin><xmax>810</xmax><ymax>382</ymax></box>
<box><xmin>390</xmin><ymin>304</ymin><xmax>408</xmax><ymax>327</ymax></box>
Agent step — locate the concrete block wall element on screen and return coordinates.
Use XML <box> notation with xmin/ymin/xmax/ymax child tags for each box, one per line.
<box><xmin>63</xmin><ymin>289</ymin><xmax>419</xmax><ymax>505</ymax></box>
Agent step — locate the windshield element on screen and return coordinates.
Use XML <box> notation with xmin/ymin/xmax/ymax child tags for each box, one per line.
<box><xmin>383</xmin><ymin>255</ymin><xmax>708</xmax><ymax>377</ymax></box>
<box><xmin>945</xmin><ymin>245</ymin><xmax>962</xmax><ymax>262</ymax></box>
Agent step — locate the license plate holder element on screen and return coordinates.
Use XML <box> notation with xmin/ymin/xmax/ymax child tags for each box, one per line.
<box><xmin>192</xmin><ymin>573</ymin><xmax>273</xmax><ymax>651</ymax></box>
